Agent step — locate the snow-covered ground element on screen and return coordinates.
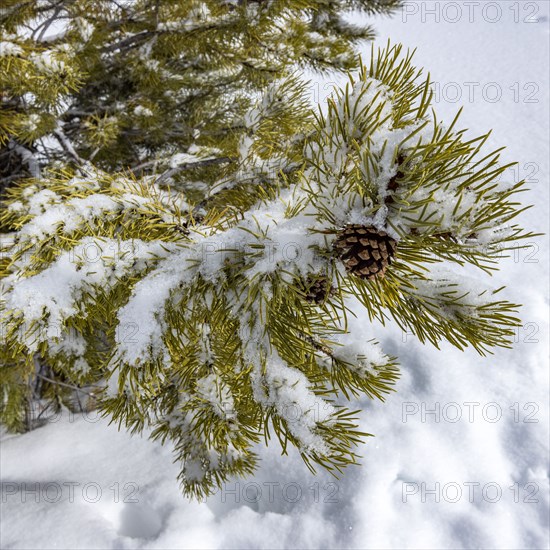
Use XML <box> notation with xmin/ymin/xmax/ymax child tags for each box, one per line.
<box><xmin>1</xmin><ymin>2</ymin><xmax>549</xmax><ymax>548</ymax></box>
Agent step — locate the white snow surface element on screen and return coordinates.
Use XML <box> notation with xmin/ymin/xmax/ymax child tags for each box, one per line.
<box><xmin>1</xmin><ymin>3</ymin><xmax>549</xmax><ymax>548</ymax></box>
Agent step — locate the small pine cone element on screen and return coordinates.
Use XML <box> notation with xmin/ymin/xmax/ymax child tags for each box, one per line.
<box><xmin>302</xmin><ymin>276</ymin><xmax>334</xmax><ymax>304</ymax></box>
<box><xmin>333</xmin><ymin>224</ymin><xmax>397</xmax><ymax>280</ymax></box>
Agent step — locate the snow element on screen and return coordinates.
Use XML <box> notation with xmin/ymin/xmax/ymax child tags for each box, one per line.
<box><xmin>2</xmin><ymin>2</ymin><xmax>549</xmax><ymax>549</ymax></box>
<box><xmin>0</xmin><ymin>40</ymin><xmax>23</xmax><ymax>57</ymax></box>
<box><xmin>251</xmin><ymin>352</ymin><xmax>336</xmax><ymax>455</ymax></box>
<box><xmin>30</xmin><ymin>50</ymin><xmax>67</xmax><ymax>74</ymax></box>
<box><xmin>18</xmin><ymin>194</ymin><xmax>120</xmax><ymax>241</ymax></box>
<box><xmin>326</xmin><ymin>336</ymin><xmax>389</xmax><ymax>378</ymax></box>
<box><xmin>22</xmin><ymin>113</ymin><xmax>42</xmax><ymax>133</ymax></box>
<box><xmin>156</xmin><ymin>6</ymin><xmax>222</xmax><ymax>33</ymax></box>
<box><xmin>168</xmin><ymin>152</ymin><xmax>202</xmax><ymax>168</ymax></box>
<box><xmin>195</xmin><ymin>372</ymin><xmax>236</xmax><ymax>422</ymax></box>
<box><xmin>134</xmin><ymin>105</ymin><xmax>154</xmax><ymax>118</ymax></box>
<box><xmin>109</xmin><ymin>186</ymin><xmax>327</xmax><ymax>370</ymax></box>
<box><xmin>2</xmin><ymin>237</ymin><xmax>172</xmax><ymax>354</ymax></box>
<box><xmin>73</xmin><ymin>18</ymin><xmax>94</xmax><ymax>42</ymax></box>
<box><xmin>110</xmin><ymin>242</ymin><xmax>188</xmax><ymax>367</ymax></box>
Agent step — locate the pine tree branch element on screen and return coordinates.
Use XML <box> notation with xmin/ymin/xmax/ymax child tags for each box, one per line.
<box><xmin>11</xmin><ymin>142</ymin><xmax>41</xmax><ymax>179</ymax></box>
<box><xmin>35</xmin><ymin>373</ymin><xmax>101</xmax><ymax>397</ymax></box>
<box><xmin>0</xmin><ymin>4</ymin><xmax>531</xmax><ymax>500</ymax></box>
<box><xmin>52</xmin><ymin>124</ymin><xmax>86</xmax><ymax>166</ymax></box>
<box><xmin>155</xmin><ymin>156</ymin><xmax>235</xmax><ymax>185</ymax></box>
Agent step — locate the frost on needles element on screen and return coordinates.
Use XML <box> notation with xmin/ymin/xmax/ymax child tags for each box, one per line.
<box><xmin>0</xmin><ymin>3</ymin><xmax>533</xmax><ymax>499</ymax></box>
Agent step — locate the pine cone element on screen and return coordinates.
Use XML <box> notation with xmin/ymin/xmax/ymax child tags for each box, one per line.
<box><xmin>301</xmin><ymin>276</ymin><xmax>334</xmax><ymax>304</ymax></box>
<box><xmin>333</xmin><ymin>224</ymin><xmax>397</xmax><ymax>280</ymax></box>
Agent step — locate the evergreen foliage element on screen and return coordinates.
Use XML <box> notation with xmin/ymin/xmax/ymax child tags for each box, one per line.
<box><xmin>0</xmin><ymin>1</ymin><xmax>533</xmax><ymax>499</ymax></box>
<box><xmin>1</xmin><ymin>0</ymin><xmax>400</xmax><ymax>194</ymax></box>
